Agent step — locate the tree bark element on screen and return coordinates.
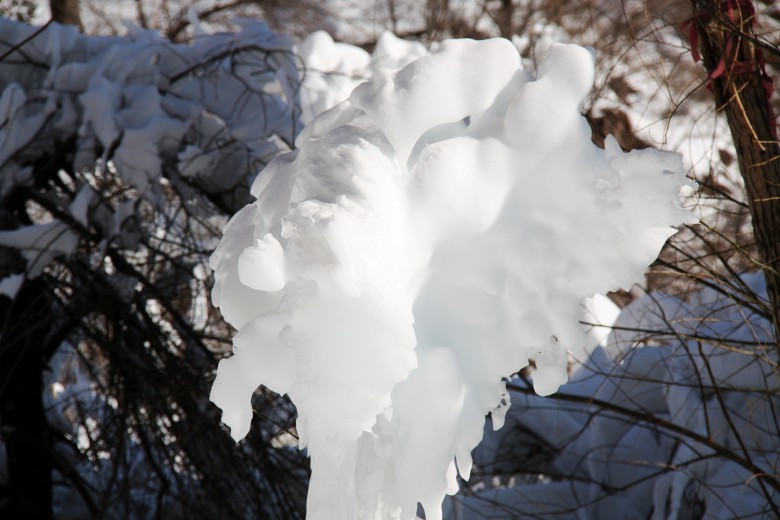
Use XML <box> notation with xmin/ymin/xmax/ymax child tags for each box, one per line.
<box><xmin>0</xmin><ymin>279</ymin><xmax>54</xmax><ymax>520</ymax></box>
<box><xmin>426</xmin><ymin>0</ymin><xmax>450</xmax><ymax>37</ymax></box>
<box><xmin>691</xmin><ymin>0</ymin><xmax>780</xmax><ymax>348</ymax></box>
<box><xmin>498</xmin><ymin>0</ymin><xmax>514</xmax><ymax>38</ymax></box>
<box><xmin>49</xmin><ymin>0</ymin><xmax>82</xmax><ymax>29</ymax></box>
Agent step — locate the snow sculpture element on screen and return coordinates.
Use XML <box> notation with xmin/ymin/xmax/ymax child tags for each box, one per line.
<box><xmin>209</xmin><ymin>37</ymin><xmax>696</xmax><ymax>520</ymax></box>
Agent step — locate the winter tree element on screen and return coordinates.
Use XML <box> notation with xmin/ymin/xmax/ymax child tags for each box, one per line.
<box><xmin>0</xmin><ymin>16</ymin><xmax>309</xmax><ymax>519</ymax></box>
<box><xmin>1</xmin><ymin>0</ymin><xmax>778</xmax><ymax>519</ymax></box>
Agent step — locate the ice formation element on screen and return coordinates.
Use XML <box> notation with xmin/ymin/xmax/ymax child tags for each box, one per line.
<box><xmin>209</xmin><ymin>37</ymin><xmax>696</xmax><ymax>519</ymax></box>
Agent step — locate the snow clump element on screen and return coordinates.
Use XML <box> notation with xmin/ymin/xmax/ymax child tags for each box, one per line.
<box><xmin>209</xmin><ymin>37</ymin><xmax>697</xmax><ymax>520</ymax></box>
<box><xmin>295</xmin><ymin>30</ymin><xmax>427</xmax><ymax>124</ymax></box>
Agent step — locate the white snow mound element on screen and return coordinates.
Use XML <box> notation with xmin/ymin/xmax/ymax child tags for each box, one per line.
<box><xmin>209</xmin><ymin>38</ymin><xmax>697</xmax><ymax>520</ymax></box>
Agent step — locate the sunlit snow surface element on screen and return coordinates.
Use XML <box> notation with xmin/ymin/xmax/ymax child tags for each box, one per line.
<box><xmin>209</xmin><ymin>38</ymin><xmax>696</xmax><ymax>520</ymax></box>
<box><xmin>295</xmin><ymin>30</ymin><xmax>428</xmax><ymax>125</ymax></box>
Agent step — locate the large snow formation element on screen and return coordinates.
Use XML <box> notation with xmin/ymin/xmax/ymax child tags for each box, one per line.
<box><xmin>209</xmin><ymin>37</ymin><xmax>696</xmax><ymax>519</ymax></box>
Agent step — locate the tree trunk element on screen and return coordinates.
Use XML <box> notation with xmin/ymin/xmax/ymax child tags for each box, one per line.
<box><xmin>691</xmin><ymin>0</ymin><xmax>780</xmax><ymax>348</ymax></box>
<box><xmin>0</xmin><ymin>279</ymin><xmax>54</xmax><ymax>520</ymax></box>
<box><xmin>49</xmin><ymin>0</ymin><xmax>82</xmax><ymax>29</ymax></box>
<box><xmin>426</xmin><ymin>0</ymin><xmax>450</xmax><ymax>37</ymax></box>
<box><xmin>498</xmin><ymin>0</ymin><xmax>514</xmax><ymax>38</ymax></box>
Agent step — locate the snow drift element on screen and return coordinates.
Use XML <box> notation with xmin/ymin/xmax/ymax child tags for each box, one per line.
<box><xmin>209</xmin><ymin>37</ymin><xmax>697</xmax><ymax>519</ymax></box>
